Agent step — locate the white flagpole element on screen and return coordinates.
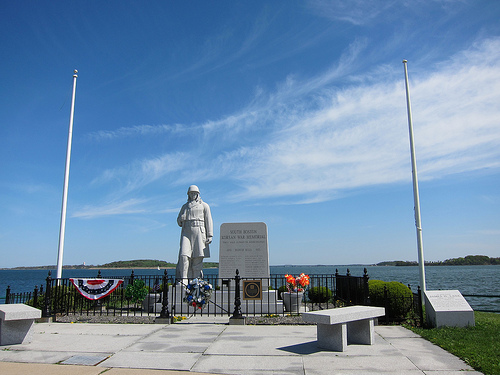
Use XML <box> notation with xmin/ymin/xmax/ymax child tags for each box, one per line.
<box><xmin>403</xmin><ymin>60</ymin><xmax>426</xmax><ymax>292</ymax></box>
<box><xmin>56</xmin><ymin>70</ymin><xmax>78</xmax><ymax>280</ymax></box>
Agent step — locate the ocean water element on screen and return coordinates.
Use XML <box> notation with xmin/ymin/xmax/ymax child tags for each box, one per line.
<box><xmin>1</xmin><ymin>265</ymin><xmax>498</xmax><ymax>312</ymax></box>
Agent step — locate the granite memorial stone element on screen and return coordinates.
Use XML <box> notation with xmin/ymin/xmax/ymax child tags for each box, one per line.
<box><xmin>219</xmin><ymin>222</ymin><xmax>270</xmax><ymax>289</ymax></box>
<box><xmin>424</xmin><ymin>290</ymin><xmax>475</xmax><ymax>328</ymax></box>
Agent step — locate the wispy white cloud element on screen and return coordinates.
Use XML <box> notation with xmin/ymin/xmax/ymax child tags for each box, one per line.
<box><xmin>307</xmin><ymin>0</ymin><xmax>399</xmax><ymax>26</ymax></box>
<box><xmin>72</xmin><ymin>198</ymin><xmax>149</xmax><ymax>219</ymax></box>
<box><xmin>85</xmin><ymin>124</ymin><xmax>188</xmax><ymax>142</ymax></box>
<box><xmin>84</xmin><ymin>38</ymin><xmax>500</xmax><ymax>209</ymax></box>
<box><xmin>91</xmin><ymin>152</ymin><xmax>192</xmax><ymax>196</ymax></box>
<box><xmin>216</xmin><ymin>37</ymin><xmax>500</xmax><ymax>201</ymax></box>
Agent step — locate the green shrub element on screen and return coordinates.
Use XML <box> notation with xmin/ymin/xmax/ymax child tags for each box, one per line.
<box><xmin>125</xmin><ymin>279</ymin><xmax>149</xmax><ymax>304</ymax></box>
<box><xmin>308</xmin><ymin>286</ymin><xmax>333</xmax><ymax>303</ymax></box>
<box><xmin>369</xmin><ymin>280</ymin><xmax>413</xmax><ymax>320</ymax></box>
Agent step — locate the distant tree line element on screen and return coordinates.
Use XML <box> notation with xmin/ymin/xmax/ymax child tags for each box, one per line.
<box><xmin>99</xmin><ymin>259</ymin><xmax>176</xmax><ymax>268</ymax></box>
<box><xmin>8</xmin><ymin>259</ymin><xmax>220</xmax><ymax>270</ymax></box>
<box><xmin>377</xmin><ymin>255</ymin><xmax>500</xmax><ymax>267</ymax></box>
<box><xmin>98</xmin><ymin>259</ymin><xmax>219</xmax><ymax>269</ymax></box>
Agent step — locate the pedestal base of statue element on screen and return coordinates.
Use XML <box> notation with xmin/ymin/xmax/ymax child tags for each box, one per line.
<box><xmin>166</xmin><ymin>288</ymin><xmax>284</xmax><ymax>315</ymax></box>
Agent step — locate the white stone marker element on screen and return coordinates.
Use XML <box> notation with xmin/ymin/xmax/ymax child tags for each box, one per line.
<box><xmin>219</xmin><ymin>222</ymin><xmax>270</xmax><ymax>289</ymax></box>
<box><xmin>424</xmin><ymin>290</ymin><xmax>475</xmax><ymax>328</ymax></box>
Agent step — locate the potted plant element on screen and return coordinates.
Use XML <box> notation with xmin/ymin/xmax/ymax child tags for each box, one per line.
<box><xmin>283</xmin><ymin>273</ymin><xmax>310</xmax><ymax>313</ymax></box>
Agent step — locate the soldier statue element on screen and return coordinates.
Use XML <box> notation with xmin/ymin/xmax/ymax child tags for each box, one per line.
<box><xmin>175</xmin><ymin>185</ymin><xmax>213</xmax><ymax>283</ymax></box>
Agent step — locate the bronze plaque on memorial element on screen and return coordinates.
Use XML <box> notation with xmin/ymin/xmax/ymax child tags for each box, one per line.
<box><xmin>243</xmin><ymin>280</ymin><xmax>262</xmax><ymax>300</ymax></box>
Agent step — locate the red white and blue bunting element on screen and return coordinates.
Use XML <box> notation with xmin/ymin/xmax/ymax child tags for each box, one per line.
<box><xmin>70</xmin><ymin>278</ymin><xmax>123</xmax><ymax>300</ymax></box>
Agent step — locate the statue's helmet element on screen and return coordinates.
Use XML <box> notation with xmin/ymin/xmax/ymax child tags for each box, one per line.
<box><xmin>187</xmin><ymin>185</ymin><xmax>200</xmax><ymax>194</ymax></box>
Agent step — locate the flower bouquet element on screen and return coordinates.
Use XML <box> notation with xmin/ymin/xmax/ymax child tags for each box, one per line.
<box><xmin>283</xmin><ymin>273</ymin><xmax>310</xmax><ymax>313</ymax></box>
<box><xmin>284</xmin><ymin>273</ymin><xmax>310</xmax><ymax>292</ymax></box>
<box><xmin>184</xmin><ymin>278</ymin><xmax>213</xmax><ymax>309</ymax></box>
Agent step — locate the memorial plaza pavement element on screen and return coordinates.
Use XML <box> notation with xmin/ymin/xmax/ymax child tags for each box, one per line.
<box><xmin>0</xmin><ymin>315</ymin><xmax>482</xmax><ymax>375</ymax></box>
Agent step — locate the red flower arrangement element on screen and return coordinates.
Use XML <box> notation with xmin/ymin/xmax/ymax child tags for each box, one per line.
<box><xmin>284</xmin><ymin>273</ymin><xmax>310</xmax><ymax>292</ymax></box>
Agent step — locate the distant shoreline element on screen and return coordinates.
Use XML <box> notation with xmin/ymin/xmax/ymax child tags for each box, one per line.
<box><xmin>2</xmin><ymin>255</ymin><xmax>498</xmax><ymax>270</ymax></box>
<box><xmin>0</xmin><ymin>266</ymin><xmax>220</xmax><ymax>271</ymax></box>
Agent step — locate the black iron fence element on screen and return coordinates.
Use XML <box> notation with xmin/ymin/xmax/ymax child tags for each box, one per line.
<box><xmin>4</xmin><ymin>268</ymin><xmax>426</xmax><ymax>325</ymax></box>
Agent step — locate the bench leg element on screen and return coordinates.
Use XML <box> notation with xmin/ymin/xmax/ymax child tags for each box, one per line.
<box><xmin>347</xmin><ymin>318</ymin><xmax>374</xmax><ymax>345</ymax></box>
<box><xmin>0</xmin><ymin>319</ymin><xmax>36</xmax><ymax>345</ymax></box>
<box><xmin>317</xmin><ymin>323</ymin><xmax>347</xmax><ymax>352</ymax></box>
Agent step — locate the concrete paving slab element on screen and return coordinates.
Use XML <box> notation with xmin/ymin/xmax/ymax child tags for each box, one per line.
<box><xmin>0</xmin><ymin>349</ymin><xmax>78</xmax><ymax>364</ymax></box>
<box><xmin>105</xmin><ymin>368</ymin><xmax>222</xmax><ymax>375</ymax></box>
<box><xmin>125</xmin><ymin>341</ymin><xmax>210</xmax><ymax>354</ymax></box>
<box><xmin>304</xmin><ymin>370</ymin><xmax>424</xmax><ymax>375</ymax></box>
<box><xmin>206</xmin><ymin>334</ymin><xmax>309</xmax><ymax>356</ymax></box>
<box><xmin>385</xmin><ymin>336</ymin><xmax>445</xmax><ymax>354</ymax></box>
<box><xmin>206</xmin><ymin>325</ymin><xmax>317</xmax><ymax>356</ymax></box>
<box><xmin>374</xmin><ymin>325</ymin><xmax>421</xmax><ymax>338</ymax></box>
<box><xmin>13</xmin><ymin>330</ymin><xmax>141</xmax><ymax>353</ymax></box>
<box><xmin>404</xmin><ymin>351</ymin><xmax>475</xmax><ymax>372</ymax></box>
<box><xmin>61</xmin><ymin>354</ymin><xmax>110</xmax><ymax>366</ymax></box>
<box><xmin>32</xmin><ymin>322</ymin><xmax>163</xmax><ymax>336</ymax></box>
<box><xmin>223</xmin><ymin>325</ymin><xmax>314</xmax><ymax>338</ymax></box>
<box><xmin>192</xmin><ymin>354</ymin><xmax>305</xmax><ymax>375</ymax></box>
<box><xmin>136</xmin><ymin>324</ymin><xmax>226</xmax><ymax>343</ymax></box>
<box><xmin>381</xmin><ymin>333</ymin><xmax>475</xmax><ymax>372</ymax></box>
<box><xmin>278</xmin><ymin>334</ymin><xmax>396</xmax><ymax>357</ymax></box>
<box><xmin>100</xmin><ymin>351</ymin><xmax>202</xmax><ymax>371</ymax></box>
<box><xmin>302</xmin><ymin>353</ymin><xmax>420</xmax><ymax>372</ymax></box>
<box><xmin>122</xmin><ymin>324</ymin><xmax>225</xmax><ymax>354</ymax></box>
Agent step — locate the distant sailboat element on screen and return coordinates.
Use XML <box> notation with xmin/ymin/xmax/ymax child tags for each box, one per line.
<box><xmin>157</xmin><ymin>266</ymin><xmax>160</xmax><ymax>271</ymax></box>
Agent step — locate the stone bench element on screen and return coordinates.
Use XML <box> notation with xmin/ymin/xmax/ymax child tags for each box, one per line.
<box><xmin>302</xmin><ymin>305</ymin><xmax>385</xmax><ymax>351</ymax></box>
<box><xmin>0</xmin><ymin>304</ymin><xmax>41</xmax><ymax>345</ymax></box>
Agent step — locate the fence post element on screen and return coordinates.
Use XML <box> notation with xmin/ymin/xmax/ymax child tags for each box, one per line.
<box><xmin>363</xmin><ymin>268</ymin><xmax>370</xmax><ymax>305</ymax></box>
<box><xmin>5</xmin><ymin>285</ymin><xmax>11</xmax><ymax>304</ymax></box>
<box><xmin>346</xmin><ymin>269</ymin><xmax>351</xmax><ymax>304</ymax></box>
<box><xmin>230</xmin><ymin>269</ymin><xmax>243</xmax><ymax>322</ymax></box>
<box><xmin>43</xmin><ymin>271</ymin><xmax>52</xmax><ymax>318</ymax></box>
<box><xmin>33</xmin><ymin>285</ymin><xmax>39</xmax><ymax>309</ymax></box>
<box><xmin>159</xmin><ymin>270</ymin><xmax>171</xmax><ymax>321</ymax></box>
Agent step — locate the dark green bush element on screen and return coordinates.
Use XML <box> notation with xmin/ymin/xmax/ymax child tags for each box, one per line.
<box><xmin>308</xmin><ymin>286</ymin><xmax>333</xmax><ymax>303</ymax></box>
<box><xmin>125</xmin><ymin>279</ymin><xmax>149</xmax><ymax>304</ymax></box>
<box><xmin>369</xmin><ymin>280</ymin><xmax>413</xmax><ymax>320</ymax></box>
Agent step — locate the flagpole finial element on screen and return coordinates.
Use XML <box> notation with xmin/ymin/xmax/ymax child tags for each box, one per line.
<box><xmin>402</xmin><ymin>59</ymin><xmax>407</xmax><ymax>63</ymax></box>
<box><xmin>73</xmin><ymin>69</ymin><xmax>78</xmax><ymax>77</ymax></box>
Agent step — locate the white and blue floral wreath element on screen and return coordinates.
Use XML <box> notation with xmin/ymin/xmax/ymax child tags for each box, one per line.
<box><xmin>184</xmin><ymin>278</ymin><xmax>213</xmax><ymax>309</ymax></box>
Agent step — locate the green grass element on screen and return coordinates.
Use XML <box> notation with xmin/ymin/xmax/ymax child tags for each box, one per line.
<box><xmin>406</xmin><ymin>311</ymin><xmax>500</xmax><ymax>375</ymax></box>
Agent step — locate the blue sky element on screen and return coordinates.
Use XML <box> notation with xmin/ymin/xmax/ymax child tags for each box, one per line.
<box><xmin>1</xmin><ymin>1</ymin><xmax>499</xmax><ymax>268</ymax></box>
